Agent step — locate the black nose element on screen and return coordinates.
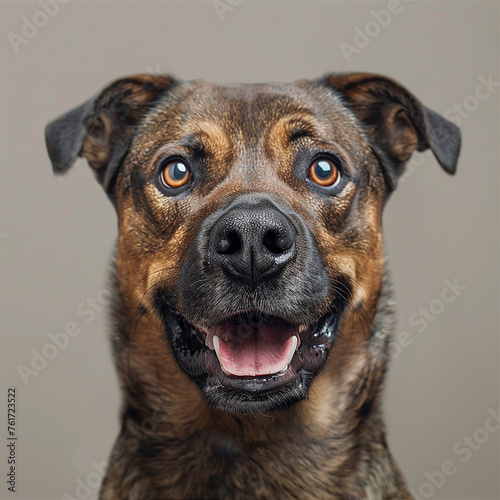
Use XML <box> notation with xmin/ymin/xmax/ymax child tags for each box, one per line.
<box><xmin>210</xmin><ymin>203</ymin><xmax>296</xmax><ymax>289</ymax></box>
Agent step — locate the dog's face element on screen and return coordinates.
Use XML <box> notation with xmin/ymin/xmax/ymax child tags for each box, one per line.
<box><xmin>45</xmin><ymin>73</ymin><xmax>460</xmax><ymax>414</ymax></box>
<box><xmin>117</xmin><ymin>81</ymin><xmax>387</xmax><ymax>413</ymax></box>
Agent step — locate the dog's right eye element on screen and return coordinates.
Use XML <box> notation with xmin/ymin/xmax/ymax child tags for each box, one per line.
<box><xmin>160</xmin><ymin>160</ymin><xmax>191</xmax><ymax>188</ymax></box>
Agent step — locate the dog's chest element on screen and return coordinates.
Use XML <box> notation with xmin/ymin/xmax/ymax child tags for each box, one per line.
<box><xmin>144</xmin><ymin>428</ymin><xmax>359</xmax><ymax>499</ymax></box>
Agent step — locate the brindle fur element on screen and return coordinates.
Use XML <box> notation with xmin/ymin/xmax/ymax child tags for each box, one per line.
<box><xmin>45</xmin><ymin>73</ymin><xmax>460</xmax><ymax>500</ymax></box>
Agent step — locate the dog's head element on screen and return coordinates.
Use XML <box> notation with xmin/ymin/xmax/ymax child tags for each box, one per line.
<box><xmin>45</xmin><ymin>73</ymin><xmax>460</xmax><ymax>414</ymax></box>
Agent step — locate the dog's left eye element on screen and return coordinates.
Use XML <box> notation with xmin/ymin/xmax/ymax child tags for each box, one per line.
<box><xmin>309</xmin><ymin>158</ymin><xmax>340</xmax><ymax>187</ymax></box>
<box><xmin>160</xmin><ymin>160</ymin><xmax>191</xmax><ymax>188</ymax></box>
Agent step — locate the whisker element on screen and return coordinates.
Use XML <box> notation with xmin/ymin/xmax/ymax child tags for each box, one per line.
<box><xmin>123</xmin><ymin>265</ymin><xmax>183</xmax><ymax>381</ymax></box>
<box><xmin>328</xmin><ymin>279</ymin><xmax>372</xmax><ymax>340</ymax></box>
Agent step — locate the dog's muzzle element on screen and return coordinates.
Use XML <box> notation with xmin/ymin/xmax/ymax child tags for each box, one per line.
<box><xmin>155</xmin><ymin>194</ymin><xmax>347</xmax><ymax>413</ymax></box>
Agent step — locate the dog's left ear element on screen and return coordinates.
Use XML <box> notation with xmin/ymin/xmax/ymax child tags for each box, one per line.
<box><xmin>45</xmin><ymin>74</ymin><xmax>176</xmax><ymax>193</ymax></box>
<box><xmin>322</xmin><ymin>73</ymin><xmax>461</xmax><ymax>191</ymax></box>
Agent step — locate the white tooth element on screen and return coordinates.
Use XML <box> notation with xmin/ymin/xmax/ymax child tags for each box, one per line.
<box><xmin>213</xmin><ymin>335</ymin><xmax>220</xmax><ymax>357</ymax></box>
<box><xmin>278</xmin><ymin>365</ymin><xmax>289</xmax><ymax>375</ymax></box>
<box><xmin>213</xmin><ymin>336</ymin><xmax>232</xmax><ymax>376</ymax></box>
<box><xmin>286</xmin><ymin>336</ymin><xmax>298</xmax><ymax>366</ymax></box>
<box><xmin>221</xmin><ymin>365</ymin><xmax>232</xmax><ymax>376</ymax></box>
<box><xmin>296</xmin><ymin>329</ymin><xmax>304</xmax><ymax>346</ymax></box>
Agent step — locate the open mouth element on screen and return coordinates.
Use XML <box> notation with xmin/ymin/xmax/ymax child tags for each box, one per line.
<box><xmin>206</xmin><ymin>315</ymin><xmax>301</xmax><ymax>377</ymax></box>
<box><xmin>159</xmin><ymin>304</ymin><xmax>344</xmax><ymax>412</ymax></box>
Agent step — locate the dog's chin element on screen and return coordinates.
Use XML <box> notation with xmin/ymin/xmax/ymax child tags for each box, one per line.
<box><xmin>157</xmin><ymin>301</ymin><xmax>345</xmax><ymax>414</ymax></box>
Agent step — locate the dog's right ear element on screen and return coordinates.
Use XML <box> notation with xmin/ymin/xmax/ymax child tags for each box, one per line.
<box><xmin>45</xmin><ymin>74</ymin><xmax>176</xmax><ymax>192</ymax></box>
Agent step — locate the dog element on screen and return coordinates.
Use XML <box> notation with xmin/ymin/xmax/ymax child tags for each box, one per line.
<box><xmin>45</xmin><ymin>72</ymin><xmax>460</xmax><ymax>500</ymax></box>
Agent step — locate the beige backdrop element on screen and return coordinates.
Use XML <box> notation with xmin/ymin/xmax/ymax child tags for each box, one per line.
<box><xmin>1</xmin><ymin>1</ymin><xmax>498</xmax><ymax>499</ymax></box>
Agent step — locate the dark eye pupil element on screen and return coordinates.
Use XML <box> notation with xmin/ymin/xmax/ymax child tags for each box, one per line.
<box><xmin>171</xmin><ymin>162</ymin><xmax>187</xmax><ymax>180</ymax></box>
<box><xmin>315</xmin><ymin>160</ymin><xmax>332</xmax><ymax>179</ymax></box>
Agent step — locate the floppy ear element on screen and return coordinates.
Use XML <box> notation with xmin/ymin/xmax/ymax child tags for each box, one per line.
<box><xmin>45</xmin><ymin>74</ymin><xmax>176</xmax><ymax>192</ymax></box>
<box><xmin>321</xmin><ymin>73</ymin><xmax>461</xmax><ymax>191</ymax></box>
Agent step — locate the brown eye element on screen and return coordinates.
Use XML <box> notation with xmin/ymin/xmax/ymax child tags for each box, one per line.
<box><xmin>309</xmin><ymin>158</ymin><xmax>340</xmax><ymax>187</ymax></box>
<box><xmin>161</xmin><ymin>161</ymin><xmax>190</xmax><ymax>188</ymax></box>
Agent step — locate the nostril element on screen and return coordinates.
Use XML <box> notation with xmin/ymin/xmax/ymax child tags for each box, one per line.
<box><xmin>262</xmin><ymin>229</ymin><xmax>293</xmax><ymax>254</ymax></box>
<box><xmin>216</xmin><ymin>230</ymin><xmax>241</xmax><ymax>255</ymax></box>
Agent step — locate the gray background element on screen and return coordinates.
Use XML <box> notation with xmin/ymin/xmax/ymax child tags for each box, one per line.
<box><xmin>1</xmin><ymin>1</ymin><xmax>498</xmax><ymax>499</ymax></box>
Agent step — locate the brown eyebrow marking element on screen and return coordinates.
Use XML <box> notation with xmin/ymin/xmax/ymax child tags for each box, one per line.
<box><xmin>288</xmin><ymin>120</ymin><xmax>317</xmax><ymax>142</ymax></box>
<box><xmin>265</xmin><ymin>115</ymin><xmax>323</xmax><ymax>161</ymax></box>
<box><xmin>177</xmin><ymin>134</ymin><xmax>209</xmax><ymax>158</ymax></box>
<box><xmin>165</xmin><ymin>121</ymin><xmax>236</xmax><ymax>162</ymax></box>
<box><xmin>268</xmin><ymin>114</ymin><xmax>322</xmax><ymax>146</ymax></box>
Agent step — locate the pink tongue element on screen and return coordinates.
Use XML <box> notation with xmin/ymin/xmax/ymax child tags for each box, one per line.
<box><xmin>211</xmin><ymin>322</ymin><xmax>296</xmax><ymax>377</ymax></box>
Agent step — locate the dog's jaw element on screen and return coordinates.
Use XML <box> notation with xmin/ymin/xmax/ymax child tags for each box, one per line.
<box><xmin>154</xmin><ymin>299</ymin><xmax>346</xmax><ymax>414</ymax></box>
